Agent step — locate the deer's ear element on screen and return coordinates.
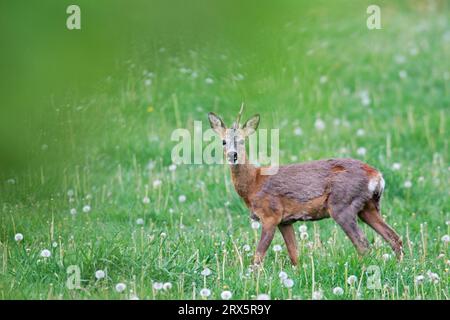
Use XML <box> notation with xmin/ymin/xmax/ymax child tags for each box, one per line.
<box><xmin>242</xmin><ymin>114</ymin><xmax>260</xmax><ymax>136</ymax></box>
<box><xmin>208</xmin><ymin>112</ymin><xmax>226</xmax><ymax>137</ymax></box>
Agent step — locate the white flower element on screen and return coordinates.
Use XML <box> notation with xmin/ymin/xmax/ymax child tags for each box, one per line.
<box><xmin>333</xmin><ymin>287</ymin><xmax>344</xmax><ymax>295</ymax></box>
<box><xmin>312</xmin><ymin>290</ymin><xmax>323</xmax><ymax>300</ymax></box>
<box><xmin>200</xmin><ymin>288</ymin><xmax>211</xmax><ymax>298</ymax></box>
<box><xmin>403</xmin><ymin>180</ymin><xmax>412</xmax><ymax>188</ymax></box>
<box><xmin>243</xmin><ymin>244</ymin><xmax>251</xmax><ymax>252</ymax></box>
<box><xmin>153</xmin><ymin>179</ymin><xmax>162</xmax><ymax>188</ymax></box>
<box><xmin>273</xmin><ymin>245</ymin><xmax>282</xmax><ymax>252</ymax></box>
<box><xmin>283</xmin><ymin>278</ymin><xmax>294</xmax><ymax>288</ymax></box>
<box><xmin>300</xmin><ymin>232</ymin><xmax>309</xmax><ymax>240</ymax></box>
<box><xmin>221</xmin><ymin>290</ymin><xmax>232</xmax><ymax>300</ymax></box>
<box><xmin>142</xmin><ymin>196</ymin><xmax>150</xmax><ymax>204</ymax></box>
<box><xmin>415</xmin><ymin>275</ymin><xmax>425</xmax><ymax>285</ymax></box>
<box><xmin>358</xmin><ymin>90</ymin><xmax>371</xmax><ymax>106</ymax></box>
<box><xmin>67</xmin><ymin>189</ymin><xmax>74</xmax><ymax>197</ymax></box>
<box><xmin>418</xmin><ymin>176</ymin><xmax>425</xmax><ymax>182</ymax></box>
<box><xmin>278</xmin><ymin>271</ymin><xmax>288</xmax><ymax>280</ymax></box>
<box><xmin>205</xmin><ymin>78</ymin><xmax>214</xmax><ymax>84</ymax></box>
<box><xmin>153</xmin><ymin>282</ymin><xmax>163</xmax><ymax>290</ymax></box>
<box><xmin>130</xmin><ymin>295</ymin><xmax>139</xmax><ymax>300</ymax></box>
<box><xmin>298</xmin><ymin>224</ymin><xmax>307</xmax><ymax>233</ymax></box>
<box><xmin>426</xmin><ymin>271</ymin><xmax>440</xmax><ymax>284</ymax></box>
<box><xmin>201</xmin><ymin>268</ymin><xmax>212</xmax><ymax>277</ymax></box>
<box><xmin>95</xmin><ymin>270</ymin><xmax>106</xmax><ymax>280</ymax></box>
<box><xmin>163</xmin><ymin>282</ymin><xmax>172</xmax><ymax>290</ymax></box>
<box><xmin>382</xmin><ymin>253</ymin><xmax>391</xmax><ymax>261</ymax></box>
<box><xmin>251</xmin><ymin>221</ymin><xmax>260</xmax><ymax>230</ymax></box>
<box><xmin>160</xmin><ymin>232</ymin><xmax>167</xmax><ymax>238</ymax></box>
<box><xmin>70</xmin><ymin>208</ymin><xmax>77</xmax><ymax>215</ymax></box>
<box><xmin>293</xmin><ymin>127</ymin><xmax>303</xmax><ymax>136</ymax></box>
<box><xmin>169</xmin><ymin>164</ymin><xmax>177</xmax><ymax>171</ymax></box>
<box><xmin>52</xmin><ymin>242</ymin><xmax>58</xmax><ymax>248</ymax></box>
<box><xmin>178</xmin><ymin>195</ymin><xmax>187</xmax><ymax>203</ymax></box>
<box><xmin>144</xmin><ymin>79</ymin><xmax>152</xmax><ymax>86</ymax></box>
<box><xmin>357</xmin><ymin>147</ymin><xmax>367</xmax><ymax>156</ymax></box>
<box><xmin>356</xmin><ymin>129</ymin><xmax>365</xmax><ymax>136</ymax></box>
<box><xmin>314</xmin><ymin>118</ymin><xmax>326</xmax><ymax>131</ymax></box>
<box><xmin>14</xmin><ymin>233</ymin><xmax>23</xmax><ymax>242</ymax></box>
<box><xmin>441</xmin><ymin>235</ymin><xmax>450</xmax><ymax>244</ymax></box>
<box><xmin>319</xmin><ymin>75</ymin><xmax>328</xmax><ymax>84</ymax></box>
<box><xmin>392</xmin><ymin>163</ymin><xmax>402</xmax><ymax>170</ymax></box>
<box><xmin>82</xmin><ymin>205</ymin><xmax>91</xmax><ymax>213</ymax></box>
<box><xmin>256</xmin><ymin>293</ymin><xmax>270</xmax><ymax>300</ymax></box>
<box><xmin>40</xmin><ymin>249</ymin><xmax>51</xmax><ymax>258</ymax></box>
<box><xmin>136</xmin><ymin>218</ymin><xmax>144</xmax><ymax>225</ymax></box>
<box><xmin>394</xmin><ymin>54</ymin><xmax>406</xmax><ymax>64</ymax></box>
<box><xmin>399</xmin><ymin>70</ymin><xmax>408</xmax><ymax>79</ymax></box>
<box><xmin>347</xmin><ymin>275</ymin><xmax>358</xmax><ymax>285</ymax></box>
<box><xmin>115</xmin><ymin>283</ymin><xmax>126</xmax><ymax>293</ymax></box>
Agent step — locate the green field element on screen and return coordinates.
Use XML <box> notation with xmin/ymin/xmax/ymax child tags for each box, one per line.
<box><xmin>0</xmin><ymin>1</ymin><xmax>449</xmax><ymax>299</ymax></box>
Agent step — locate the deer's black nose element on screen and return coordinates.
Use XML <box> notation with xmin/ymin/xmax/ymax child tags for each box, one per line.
<box><xmin>227</xmin><ymin>152</ymin><xmax>238</xmax><ymax>163</ymax></box>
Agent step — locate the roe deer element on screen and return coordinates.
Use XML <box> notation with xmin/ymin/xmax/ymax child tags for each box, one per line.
<box><xmin>208</xmin><ymin>106</ymin><xmax>403</xmax><ymax>266</ymax></box>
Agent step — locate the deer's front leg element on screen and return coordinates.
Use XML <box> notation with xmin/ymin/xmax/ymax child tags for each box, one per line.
<box><xmin>254</xmin><ymin>222</ymin><xmax>277</xmax><ymax>265</ymax></box>
<box><xmin>278</xmin><ymin>224</ymin><xmax>298</xmax><ymax>266</ymax></box>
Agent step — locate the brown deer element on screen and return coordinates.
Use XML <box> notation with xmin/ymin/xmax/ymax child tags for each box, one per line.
<box><xmin>208</xmin><ymin>106</ymin><xmax>403</xmax><ymax>266</ymax></box>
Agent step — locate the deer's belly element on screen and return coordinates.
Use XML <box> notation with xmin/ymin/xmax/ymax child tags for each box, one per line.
<box><xmin>281</xmin><ymin>194</ymin><xmax>329</xmax><ymax>223</ymax></box>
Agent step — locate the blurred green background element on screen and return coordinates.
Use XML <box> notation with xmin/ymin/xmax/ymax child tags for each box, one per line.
<box><xmin>0</xmin><ymin>0</ymin><xmax>448</xmax><ymax>193</ymax></box>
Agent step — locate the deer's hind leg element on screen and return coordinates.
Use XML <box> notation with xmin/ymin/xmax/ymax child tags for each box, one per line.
<box><xmin>358</xmin><ymin>201</ymin><xmax>403</xmax><ymax>260</ymax></box>
<box><xmin>329</xmin><ymin>203</ymin><xmax>370</xmax><ymax>255</ymax></box>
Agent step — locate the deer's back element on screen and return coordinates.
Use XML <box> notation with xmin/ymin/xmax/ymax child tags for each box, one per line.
<box><xmin>258</xmin><ymin>158</ymin><xmax>379</xmax><ymax>203</ymax></box>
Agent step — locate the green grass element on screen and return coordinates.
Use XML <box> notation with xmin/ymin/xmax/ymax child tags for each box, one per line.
<box><xmin>0</xmin><ymin>1</ymin><xmax>449</xmax><ymax>299</ymax></box>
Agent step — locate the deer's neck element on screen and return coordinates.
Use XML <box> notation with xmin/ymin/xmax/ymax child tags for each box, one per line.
<box><xmin>229</xmin><ymin>152</ymin><xmax>257</xmax><ymax>199</ymax></box>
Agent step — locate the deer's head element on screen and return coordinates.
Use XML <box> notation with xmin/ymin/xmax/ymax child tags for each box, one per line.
<box><xmin>208</xmin><ymin>104</ymin><xmax>260</xmax><ymax>165</ymax></box>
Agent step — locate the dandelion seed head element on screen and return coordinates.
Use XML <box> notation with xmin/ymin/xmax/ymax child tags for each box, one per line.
<box><xmin>293</xmin><ymin>127</ymin><xmax>303</xmax><ymax>136</ymax></box>
<box><xmin>256</xmin><ymin>293</ymin><xmax>270</xmax><ymax>300</ymax></box>
<box><xmin>278</xmin><ymin>271</ymin><xmax>288</xmax><ymax>280</ymax></box>
<box><xmin>251</xmin><ymin>221</ymin><xmax>260</xmax><ymax>230</ymax></box>
<box><xmin>221</xmin><ymin>290</ymin><xmax>232</xmax><ymax>300</ymax></box>
<box><xmin>357</xmin><ymin>147</ymin><xmax>367</xmax><ymax>156</ymax></box>
<box><xmin>115</xmin><ymin>283</ymin><xmax>126</xmax><ymax>293</ymax></box>
<box><xmin>347</xmin><ymin>275</ymin><xmax>357</xmax><ymax>285</ymax></box>
<box><xmin>283</xmin><ymin>278</ymin><xmax>294</xmax><ymax>288</ymax></box>
<box><xmin>153</xmin><ymin>179</ymin><xmax>162</xmax><ymax>188</ymax></box>
<box><xmin>392</xmin><ymin>163</ymin><xmax>402</xmax><ymax>171</ymax></box>
<box><xmin>82</xmin><ymin>205</ymin><xmax>91</xmax><ymax>213</ymax></box>
<box><xmin>40</xmin><ymin>249</ymin><xmax>51</xmax><ymax>258</ymax></box>
<box><xmin>404</xmin><ymin>180</ymin><xmax>412</xmax><ymax>188</ymax></box>
<box><xmin>200</xmin><ymin>288</ymin><xmax>211</xmax><ymax>297</ymax></box>
<box><xmin>136</xmin><ymin>218</ymin><xmax>144</xmax><ymax>225</ymax></box>
<box><xmin>298</xmin><ymin>224</ymin><xmax>307</xmax><ymax>233</ymax></box>
<box><xmin>314</xmin><ymin>118</ymin><xmax>326</xmax><ymax>131</ymax></box>
<box><xmin>273</xmin><ymin>244</ymin><xmax>282</xmax><ymax>252</ymax></box>
<box><xmin>333</xmin><ymin>287</ymin><xmax>344</xmax><ymax>295</ymax></box>
<box><xmin>178</xmin><ymin>195</ymin><xmax>187</xmax><ymax>203</ymax></box>
<box><xmin>163</xmin><ymin>282</ymin><xmax>172</xmax><ymax>290</ymax></box>
<box><xmin>142</xmin><ymin>196</ymin><xmax>150</xmax><ymax>204</ymax></box>
<box><xmin>312</xmin><ymin>290</ymin><xmax>323</xmax><ymax>300</ymax></box>
<box><xmin>201</xmin><ymin>267</ymin><xmax>212</xmax><ymax>277</ymax></box>
<box><xmin>95</xmin><ymin>270</ymin><xmax>106</xmax><ymax>280</ymax></box>
<box><xmin>153</xmin><ymin>282</ymin><xmax>163</xmax><ymax>290</ymax></box>
<box><xmin>14</xmin><ymin>233</ymin><xmax>23</xmax><ymax>242</ymax></box>
<box><xmin>441</xmin><ymin>235</ymin><xmax>450</xmax><ymax>243</ymax></box>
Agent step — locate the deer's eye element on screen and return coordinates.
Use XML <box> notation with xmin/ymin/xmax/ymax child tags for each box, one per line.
<box><xmin>222</xmin><ymin>140</ymin><xmax>226</xmax><ymax>146</ymax></box>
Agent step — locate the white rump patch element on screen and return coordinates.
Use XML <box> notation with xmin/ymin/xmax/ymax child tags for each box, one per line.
<box><xmin>379</xmin><ymin>175</ymin><xmax>385</xmax><ymax>191</ymax></box>
<box><xmin>368</xmin><ymin>178</ymin><xmax>378</xmax><ymax>192</ymax></box>
<box><xmin>368</xmin><ymin>174</ymin><xmax>385</xmax><ymax>193</ymax></box>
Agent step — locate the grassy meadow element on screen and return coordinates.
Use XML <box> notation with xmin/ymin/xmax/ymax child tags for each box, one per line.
<box><xmin>0</xmin><ymin>1</ymin><xmax>449</xmax><ymax>299</ymax></box>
